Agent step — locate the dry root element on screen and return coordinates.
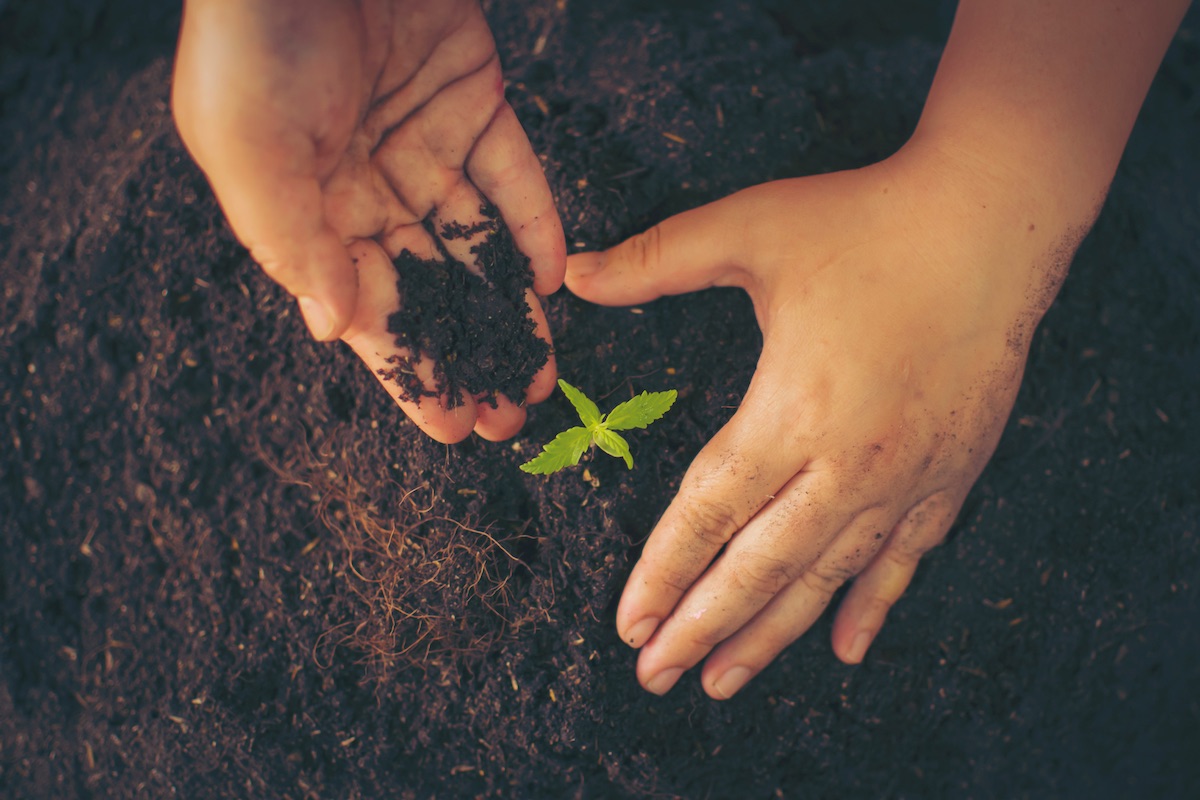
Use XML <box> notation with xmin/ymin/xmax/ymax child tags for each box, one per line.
<box><xmin>252</xmin><ymin>421</ymin><xmax>542</xmax><ymax>685</ymax></box>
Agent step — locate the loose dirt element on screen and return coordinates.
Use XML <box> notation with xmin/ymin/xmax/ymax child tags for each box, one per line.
<box><xmin>2</xmin><ymin>2</ymin><xmax>1197</xmax><ymax>797</ymax></box>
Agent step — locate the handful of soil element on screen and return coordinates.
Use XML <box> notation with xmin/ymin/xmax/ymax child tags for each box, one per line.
<box><xmin>378</xmin><ymin>202</ymin><xmax>549</xmax><ymax>409</ymax></box>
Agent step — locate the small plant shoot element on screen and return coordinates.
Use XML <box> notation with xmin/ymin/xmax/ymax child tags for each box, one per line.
<box><xmin>520</xmin><ymin>379</ymin><xmax>677</xmax><ymax>474</ymax></box>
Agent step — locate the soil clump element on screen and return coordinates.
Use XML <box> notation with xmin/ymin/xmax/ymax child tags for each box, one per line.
<box><xmin>381</xmin><ymin>202</ymin><xmax>548</xmax><ymax>408</ymax></box>
<box><xmin>1</xmin><ymin>1</ymin><xmax>1197</xmax><ymax>798</ymax></box>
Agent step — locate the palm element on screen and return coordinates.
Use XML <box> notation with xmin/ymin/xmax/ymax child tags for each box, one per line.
<box><xmin>174</xmin><ymin>0</ymin><xmax>564</xmax><ymax>442</ymax></box>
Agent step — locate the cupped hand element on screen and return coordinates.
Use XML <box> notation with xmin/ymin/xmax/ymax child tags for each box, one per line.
<box><xmin>567</xmin><ymin>139</ymin><xmax>1071</xmax><ymax>699</ymax></box>
<box><xmin>173</xmin><ymin>0</ymin><xmax>564</xmax><ymax>443</ymax></box>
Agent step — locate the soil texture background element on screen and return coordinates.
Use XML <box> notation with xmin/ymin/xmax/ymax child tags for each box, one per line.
<box><xmin>2</xmin><ymin>1</ymin><xmax>1198</xmax><ymax>797</ymax></box>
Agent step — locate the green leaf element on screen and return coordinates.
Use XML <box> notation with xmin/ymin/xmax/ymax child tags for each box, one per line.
<box><xmin>557</xmin><ymin>379</ymin><xmax>601</xmax><ymax>428</ymax></box>
<box><xmin>519</xmin><ymin>426</ymin><xmax>594</xmax><ymax>475</ymax></box>
<box><xmin>603</xmin><ymin>389</ymin><xmax>678</xmax><ymax>431</ymax></box>
<box><xmin>592</xmin><ymin>428</ymin><xmax>633</xmax><ymax>469</ymax></box>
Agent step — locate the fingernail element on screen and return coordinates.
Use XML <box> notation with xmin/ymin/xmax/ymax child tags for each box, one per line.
<box><xmin>846</xmin><ymin>630</ymin><xmax>874</xmax><ymax>664</ymax></box>
<box><xmin>625</xmin><ymin>617</ymin><xmax>660</xmax><ymax>648</ymax></box>
<box><xmin>713</xmin><ymin>665</ymin><xmax>753</xmax><ymax>700</ymax></box>
<box><xmin>297</xmin><ymin>296</ymin><xmax>334</xmax><ymax>340</ymax></box>
<box><xmin>645</xmin><ymin>667</ymin><xmax>684</xmax><ymax>696</ymax></box>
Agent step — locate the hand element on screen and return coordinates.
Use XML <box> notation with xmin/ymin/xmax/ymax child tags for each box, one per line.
<box><xmin>172</xmin><ymin>0</ymin><xmax>564</xmax><ymax>442</ymax></box>
<box><xmin>566</xmin><ymin>137</ymin><xmax>1073</xmax><ymax>699</ymax></box>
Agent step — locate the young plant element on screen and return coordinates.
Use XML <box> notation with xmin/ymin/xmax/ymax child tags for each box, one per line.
<box><xmin>520</xmin><ymin>379</ymin><xmax>677</xmax><ymax>474</ymax></box>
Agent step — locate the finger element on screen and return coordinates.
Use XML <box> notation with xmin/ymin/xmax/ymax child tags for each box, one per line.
<box><xmin>172</xmin><ymin>10</ymin><xmax>359</xmax><ymax>342</ymax></box>
<box><xmin>426</xmin><ymin>178</ymin><xmax>560</xmax><ymax>401</ymax></box>
<box><xmin>830</xmin><ymin>491</ymin><xmax>963</xmax><ymax>665</ymax></box>
<box><xmin>693</xmin><ymin>507</ymin><xmax>897</xmax><ymax>699</ymax></box>
<box><xmin>615</xmin><ymin>344</ymin><xmax>813</xmax><ymax>650</ymax></box>
<box><xmin>454</xmin><ymin>287</ymin><xmax>555</xmax><ymax>440</ymax></box>
<box><xmin>371</xmin><ymin>54</ymin><xmax>504</xmax><ymax>223</ymax></box>
<box><xmin>565</xmin><ymin>194</ymin><xmax>749</xmax><ymax>306</ymax></box>
<box><xmin>192</xmin><ymin>139</ymin><xmax>359</xmax><ymax>342</ymax></box>
<box><xmin>634</xmin><ymin>495</ymin><xmax>889</xmax><ymax>697</ymax></box>
<box><xmin>341</xmin><ymin>237</ymin><xmax>478</xmax><ymax>443</ymax></box>
<box><xmin>428</xmin><ymin>180</ymin><xmax>505</xmax><ymax>272</ymax></box>
<box><xmin>467</xmin><ymin>102</ymin><xmax>566</xmax><ymax>296</ymax></box>
<box><xmin>472</xmin><ymin>393</ymin><xmax>527</xmax><ymax>442</ymax></box>
<box><xmin>426</xmin><ymin>186</ymin><xmax>558</xmax><ymax>425</ymax></box>
<box><xmin>362</xmin><ymin>11</ymin><xmax>500</xmax><ymax>151</ymax></box>
<box><xmin>521</xmin><ymin>288</ymin><xmax>558</xmax><ymax>405</ymax></box>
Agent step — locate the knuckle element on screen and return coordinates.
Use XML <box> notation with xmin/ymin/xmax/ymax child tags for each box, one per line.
<box><xmin>728</xmin><ymin>551</ymin><xmax>796</xmax><ymax>599</ymax></box>
<box><xmin>799</xmin><ymin>560</ymin><xmax>855</xmax><ymax>598</ymax></box>
<box><xmin>862</xmin><ymin>592</ymin><xmax>900</xmax><ymax>622</ymax></box>
<box><xmin>882</xmin><ymin>547</ymin><xmax>919</xmax><ymax>573</ymax></box>
<box><xmin>869</xmin><ymin>551</ymin><xmax>924</xmax><ymax>606</ymax></box>
<box><xmin>894</xmin><ymin>494</ymin><xmax>960</xmax><ymax>558</ymax></box>
<box><xmin>674</xmin><ymin>499</ymin><xmax>740</xmax><ymax>551</ymax></box>
<box><xmin>894</xmin><ymin>531</ymin><xmax>945</xmax><ymax>563</ymax></box>
<box><xmin>619</xmin><ymin>225</ymin><xmax>663</xmax><ymax>272</ymax></box>
<box><xmin>688</xmin><ymin>629</ymin><xmax>726</xmax><ymax>651</ymax></box>
<box><xmin>251</xmin><ymin>248</ymin><xmax>297</xmax><ymax>287</ymax></box>
<box><xmin>655</xmin><ymin>564</ymin><xmax>696</xmax><ymax>596</ymax></box>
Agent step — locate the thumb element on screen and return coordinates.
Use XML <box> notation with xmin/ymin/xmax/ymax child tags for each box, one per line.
<box><xmin>565</xmin><ymin>194</ymin><xmax>748</xmax><ymax>306</ymax></box>
<box><xmin>172</xmin><ymin>2</ymin><xmax>358</xmax><ymax>342</ymax></box>
<box><xmin>214</xmin><ymin>166</ymin><xmax>358</xmax><ymax>342</ymax></box>
<box><xmin>177</xmin><ymin>119</ymin><xmax>359</xmax><ymax>341</ymax></box>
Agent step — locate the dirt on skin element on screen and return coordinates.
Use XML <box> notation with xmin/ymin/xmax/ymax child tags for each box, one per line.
<box><xmin>2</xmin><ymin>1</ymin><xmax>1199</xmax><ymax>798</ymax></box>
<box><xmin>381</xmin><ymin>202</ymin><xmax>548</xmax><ymax>409</ymax></box>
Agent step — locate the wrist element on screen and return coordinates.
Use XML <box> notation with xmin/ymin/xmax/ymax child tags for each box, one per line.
<box><xmin>906</xmin><ymin>117</ymin><xmax>1110</xmax><ymax>243</ymax></box>
<box><xmin>900</xmin><ymin>0</ymin><xmax>1189</xmax><ymax>251</ymax></box>
<box><xmin>883</xmin><ymin>129</ymin><xmax>1084</xmax><ymax>253</ymax></box>
<box><xmin>874</xmin><ymin>134</ymin><xmax>1084</xmax><ymax>335</ymax></box>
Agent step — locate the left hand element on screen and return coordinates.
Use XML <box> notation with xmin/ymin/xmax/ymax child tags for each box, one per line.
<box><xmin>566</xmin><ymin>137</ymin><xmax>1071</xmax><ymax>699</ymax></box>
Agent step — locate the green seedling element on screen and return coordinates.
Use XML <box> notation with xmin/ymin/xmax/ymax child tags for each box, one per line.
<box><xmin>520</xmin><ymin>379</ymin><xmax>677</xmax><ymax>474</ymax></box>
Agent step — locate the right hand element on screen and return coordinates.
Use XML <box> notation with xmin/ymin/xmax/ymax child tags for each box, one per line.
<box><xmin>566</xmin><ymin>138</ymin><xmax>1073</xmax><ymax>698</ymax></box>
<box><xmin>172</xmin><ymin>0</ymin><xmax>564</xmax><ymax>442</ymax></box>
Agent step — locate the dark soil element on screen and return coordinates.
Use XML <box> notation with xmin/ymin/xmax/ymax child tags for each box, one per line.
<box><xmin>2</xmin><ymin>1</ymin><xmax>1198</xmax><ymax>798</ymax></box>
<box><xmin>382</xmin><ymin>203</ymin><xmax>547</xmax><ymax>408</ymax></box>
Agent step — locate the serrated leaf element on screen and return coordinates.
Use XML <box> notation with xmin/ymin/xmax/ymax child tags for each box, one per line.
<box><xmin>519</xmin><ymin>426</ymin><xmax>593</xmax><ymax>474</ymax></box>
<box><xmin>592</xmin><ymin>428</ymin><xmax>633</xmax><ymax>469</ymax></box>
<box><xmin>603</xmin><ymin>389</ymin><xmax>678</xmax><ymax>431</ymax></box>
<box><xmin>557</xmin><ymin>379</ymin><xmax>601</xmax><ymax>427</ymax></box>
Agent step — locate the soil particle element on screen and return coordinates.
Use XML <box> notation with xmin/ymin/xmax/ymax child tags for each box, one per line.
<box><xmin>1</xmin><ymin>1</ymin><xmax>1198</xmax><ymax>798</ymax></box>
<box><xmin>379</xmin><ymin>201</ymin><xmax>549</xmax><ymax>408</ymax></box>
